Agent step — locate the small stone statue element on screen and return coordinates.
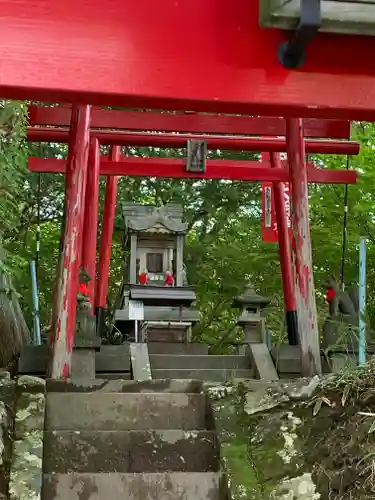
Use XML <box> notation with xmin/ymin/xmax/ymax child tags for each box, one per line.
<box><xmin>138</xmin><ymin>269</ymin><xmax>148</xmax><ymax>285</ymax></box>
<box><xmin>77</xmin><ymin>268</ymin><xmax>91</xmax><ymax>306</ymax></box>
<box><xmin>75</xmin><ymin>267</ymin><xmax>95</xmax><ymax>340</ymax></box>
<box><xmin>322</xmin><ymin>275</ymin><xmax>370</xmax><ymax>350</ymax></box>
<box><xmin>164</xmin><ymin>270</ymin><xmax>174</xmax><ymax>286</ymax></box>
<box><xmin>324</xmin><ymin>275</ymin><xmax>357</xmax><ymax>317</ymax></box>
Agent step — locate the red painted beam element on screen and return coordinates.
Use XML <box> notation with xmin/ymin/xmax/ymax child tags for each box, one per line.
<box><xmin>28</xmin><ymin>157</ymin><xmax>358</xmax><ymax>184</ymax></box>
<box><xmin>27</xmin><ymin>107</ymin><xmax>351</xmax><ymax>139</ymax></box>
<box><xmin>2</xmin><ymin>1</ymin><xmax>375</xmax><ymax>120</ymax></box>
<box><xmin>26</xmin><ymin>127</ymin><xmax>360</xmax><ymax>155</ymax></box>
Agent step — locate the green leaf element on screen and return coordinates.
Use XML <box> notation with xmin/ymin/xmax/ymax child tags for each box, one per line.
<box><xmin>341</xmin><ymin>384</ymin><xmax>351</xmax><ymax>407</ymax></box>
<box><xmin>313</xmin><ymin>398</ymin><xmax>323</xmax><ymax>416</ymax></box>
<box><xmin>368</xmin><ymin>420</ymin><xmax>375</xmax><ymax>434</ymax></box>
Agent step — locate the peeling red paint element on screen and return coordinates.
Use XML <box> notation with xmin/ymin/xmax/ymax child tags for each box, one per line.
<box><xmin>62</xmin><ymin>362</ymin><xmax>69</xmax><ymax>378</ymax></box>
<box><xmin>286</xmin><ymin>118</ymin><xmax>322</xmax><ymax>377</ymax></box>
<box><xmin>50</xmin><ymin>104</ymin><xmax>92</xmax><ymax>379</ymax></box>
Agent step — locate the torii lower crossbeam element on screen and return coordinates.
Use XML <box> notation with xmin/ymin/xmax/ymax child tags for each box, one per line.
<box><xmin>27</xmin><ymin>128</ymin><xmax>359</xmax><ymax>155</ymax></box>
<box><xmin>28</xmin><ymin>157</ymin><xmax>358</xmax><ymax>184</ymax></box>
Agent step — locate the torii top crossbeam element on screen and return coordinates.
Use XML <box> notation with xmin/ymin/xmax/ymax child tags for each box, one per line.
<box><xmin>1</xmin><ymin>0</ymin><xmax>375</xmax><ymax>119</ymax></box>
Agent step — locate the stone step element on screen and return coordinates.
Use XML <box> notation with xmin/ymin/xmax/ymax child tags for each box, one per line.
<box><xmin>149</xmin><ymin>354</ymin><xmax>249</xmax><ymax>370</ymax></box>
<box><xmin>18</xmin><ymin>344</ymin><xmax>131</xmax><ymax>376</ymax></box>
<box><xmin>46</xmin><ymin>378</ymin><xmax>204</xmax><ymax>394</ymax></box>
<box><xmin>43</xmin><ymin>430</ymin><xmax>219</xmax><ymax>473</ymax></box>
<box><xmin>42</xmin><ymin>472</ymin><xmax>227</xmax><ymax>500</ymax></box>
<box><xmin>147</xmin><ymin>342</ymin><xmax>209</xmax><ymax>355</ymax></box>
<box><xmin>151</xmin><ymin>368</ymin><xmax>254</xmax><ymax>381</ymax></box>
<box><xmin>46</xmin><ymin>392</ymin><xmax>209</xmax><ymax>431</ymax></box>
<box><xmin>96</xmin><ymin>372</ymin><xmax>131</xmax><ymax>380</ymax></box>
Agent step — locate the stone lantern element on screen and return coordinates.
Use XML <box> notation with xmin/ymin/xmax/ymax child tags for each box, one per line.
<box><xmin>232</xmin><ymin>283</ymin><xmax>271</xmax><ymax>344</ymax></box>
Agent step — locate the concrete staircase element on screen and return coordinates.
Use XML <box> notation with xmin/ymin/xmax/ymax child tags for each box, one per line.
<box><xmin>148</xmin><ymin>342</ymin><xmax>254</xmax><ymax>381</ymax></box>
<box><xmin>42</xmin><ymin>379</ymin><xmax>227</xmax><ymax>500</ymax></box>
<box><xmin>18</xmin><ymin>343</ymin><xmax>253</xmax><ymax>382</ymax></box>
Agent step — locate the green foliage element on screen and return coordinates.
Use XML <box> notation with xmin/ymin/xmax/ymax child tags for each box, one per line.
<box><xmin>0</xmin><ymin>101</ymin><xmax>28</xmax><ymax>235</ymax></box>
<box><xmin>1</xmin><ymin>101</ymin><xmax>375</xmax><ymax>348</ymax></box>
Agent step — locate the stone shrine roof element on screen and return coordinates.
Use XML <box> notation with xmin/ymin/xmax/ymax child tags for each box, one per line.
<box><xmin>122</xmin><ymin>203</ymin><xmax>187</xmax><ymax>234</ymax></box>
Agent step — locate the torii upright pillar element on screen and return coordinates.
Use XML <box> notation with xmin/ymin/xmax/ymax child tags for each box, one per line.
<box><xmin>95</xmin><ymin>146</ymin><xmax>121</xmax><ymax>334</ymax></box>
<box><xmin>286</xmin><ymin>118</ymin><xmax>322</xmax><ymax>376</ymax></box>
<box><xmin>50</xmin><ymin>104</ymin><xmax>92</xmax><ymax>379</ymax></box>
<box><xmin>81</xmin><ymin>137</ymin><xmax>100</xmax><ymax>309</ymax></box>
<box><xmin>268</xmin><ymin>152</ymin><xmax>298</xmax><ymax>345</ymax></box>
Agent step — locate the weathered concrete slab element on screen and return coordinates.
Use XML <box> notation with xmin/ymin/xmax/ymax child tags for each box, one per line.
<box><xmin>46</xmin><ymin>393</ymin><xmax>209</xmax><ymax>430</ymax></box>
<box><xmin>247</xmin><ymin>343</ymin><xmax>279</xmax><ymax>381</ymax></box>
<box><xmin>43</xmin><ymin>430</ymin><xmax>219</xmax><ymax>473</ymax></box>
<box><xmin>95</xmin><ymin>372</ymin><xmax>131</xmax><ymax>380</ymax></box>
<box><xmin>42</xmin><ymin>472</ymin><xmax>226</xmax><ymax>500</ymax></box>
<box><xmin>147</xmin><ymin>342</ymin><xmax>209</xmax><ymax>355</ymax></box>
<box><xmin>271</xmin><ymin>345</ymin><xmax>301</xmax><ymax>376</ymax></box>
<box><xmin>10</xmin><ymin>376</ymin><xmax>45</xmax><ymax>500</ymax></box>
<box><xmin>152</xmin><ymin>368</ymin><xmax>253</xmax><ymax>381</ymax></box>
<box><xmin>130</xmin><ymin>343</ymin><xmax>152</xmax><ymax>381</ymax></box>
<box><xmin>71</xmin><ymin>350</ymin><xmax>95</xmax><ymax>379</ymax></box>
<box><xmin>149</xmin><ymin>355</ymin><xmax>249</xmax><ymax>370</ymax></box>
<box><xmin>18</xmin><ymin>344</ymin><xmax>131</xmax><ymax>375</ymax></box>
<box><xmin>271</xmin><ymin>345</ymin><xmax>331</xmax><ymax>377</ymax></box>
<box><xmin>95</xmin><ymin>346</ymin><xmax>131</xmax><ymax>372</ymax></box>
<box><xmin>46</xmin><ymin>378</ymin><xmax>203</xmax><ymax>394</ymax></box>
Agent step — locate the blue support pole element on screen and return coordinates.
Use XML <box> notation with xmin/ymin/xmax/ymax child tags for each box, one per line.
<box><xmin>359</xmin><ymin>238</ymin><xmax>366</xmax><ymax>366</ymax></box>
<box><xmin>265</xmin><ymin>327</ymin><xmax>272</xmax><ymax>349</ymax></box>
<box><xmin>30</xmin><ymin>260</ymin><xmax>41</xmax><ymax>345</ymax></box>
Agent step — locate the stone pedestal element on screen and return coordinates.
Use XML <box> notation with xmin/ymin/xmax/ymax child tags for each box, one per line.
<box><xmin>72</xmin><ymin>297</ymin><xmax>101</xmax><ymax>379</ymax></box>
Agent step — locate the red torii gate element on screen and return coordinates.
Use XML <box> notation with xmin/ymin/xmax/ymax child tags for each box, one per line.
<box><xmin>28</xmin><ymin>105</ymin><xmax>358</xmax><ymax>378</ymax></box>
<box><xmin>2</xmin><ymin>0</ymin><xmax>373</xmax><ymax>378</ymax></box>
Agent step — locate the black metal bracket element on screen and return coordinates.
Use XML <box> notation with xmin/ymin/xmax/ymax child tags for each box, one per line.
<box><xmin>278</xmin><ymin>0</ymin><xmax>321</xmax><ymax>69</ymax></box>
<box><xmin>186</xmin><ymin>139</ymin><xmax>207</xmax><ymax>173</ymax></box>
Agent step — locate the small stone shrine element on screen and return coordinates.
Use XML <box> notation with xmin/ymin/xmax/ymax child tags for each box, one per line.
<box><xmin>113</xmin><ymin>203</ymin><xmax>199</xmax><ymax>342</ymax></box>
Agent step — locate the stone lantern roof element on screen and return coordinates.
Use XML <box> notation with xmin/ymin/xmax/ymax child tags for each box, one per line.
<box><xmin>232</xmin><ymin>283</ymin><xmax>271</xmax><ymax>309</ymax></box>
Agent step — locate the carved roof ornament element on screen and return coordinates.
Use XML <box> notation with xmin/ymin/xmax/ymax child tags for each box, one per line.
<box><xmin>232</xmin><ymin>283</ymin><xmax>271</xmax><ymax>309</ymax></box>
<box><xmin>122</xmin><ymin>203</ymin><xmax>187</xmax><ymax>234</ymax></box>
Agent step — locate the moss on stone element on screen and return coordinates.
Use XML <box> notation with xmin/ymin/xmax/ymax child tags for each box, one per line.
<box><xmin>206</xmin><ymin>364</ymin><xmax>375</xmax><ymax>499</ymax></box>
